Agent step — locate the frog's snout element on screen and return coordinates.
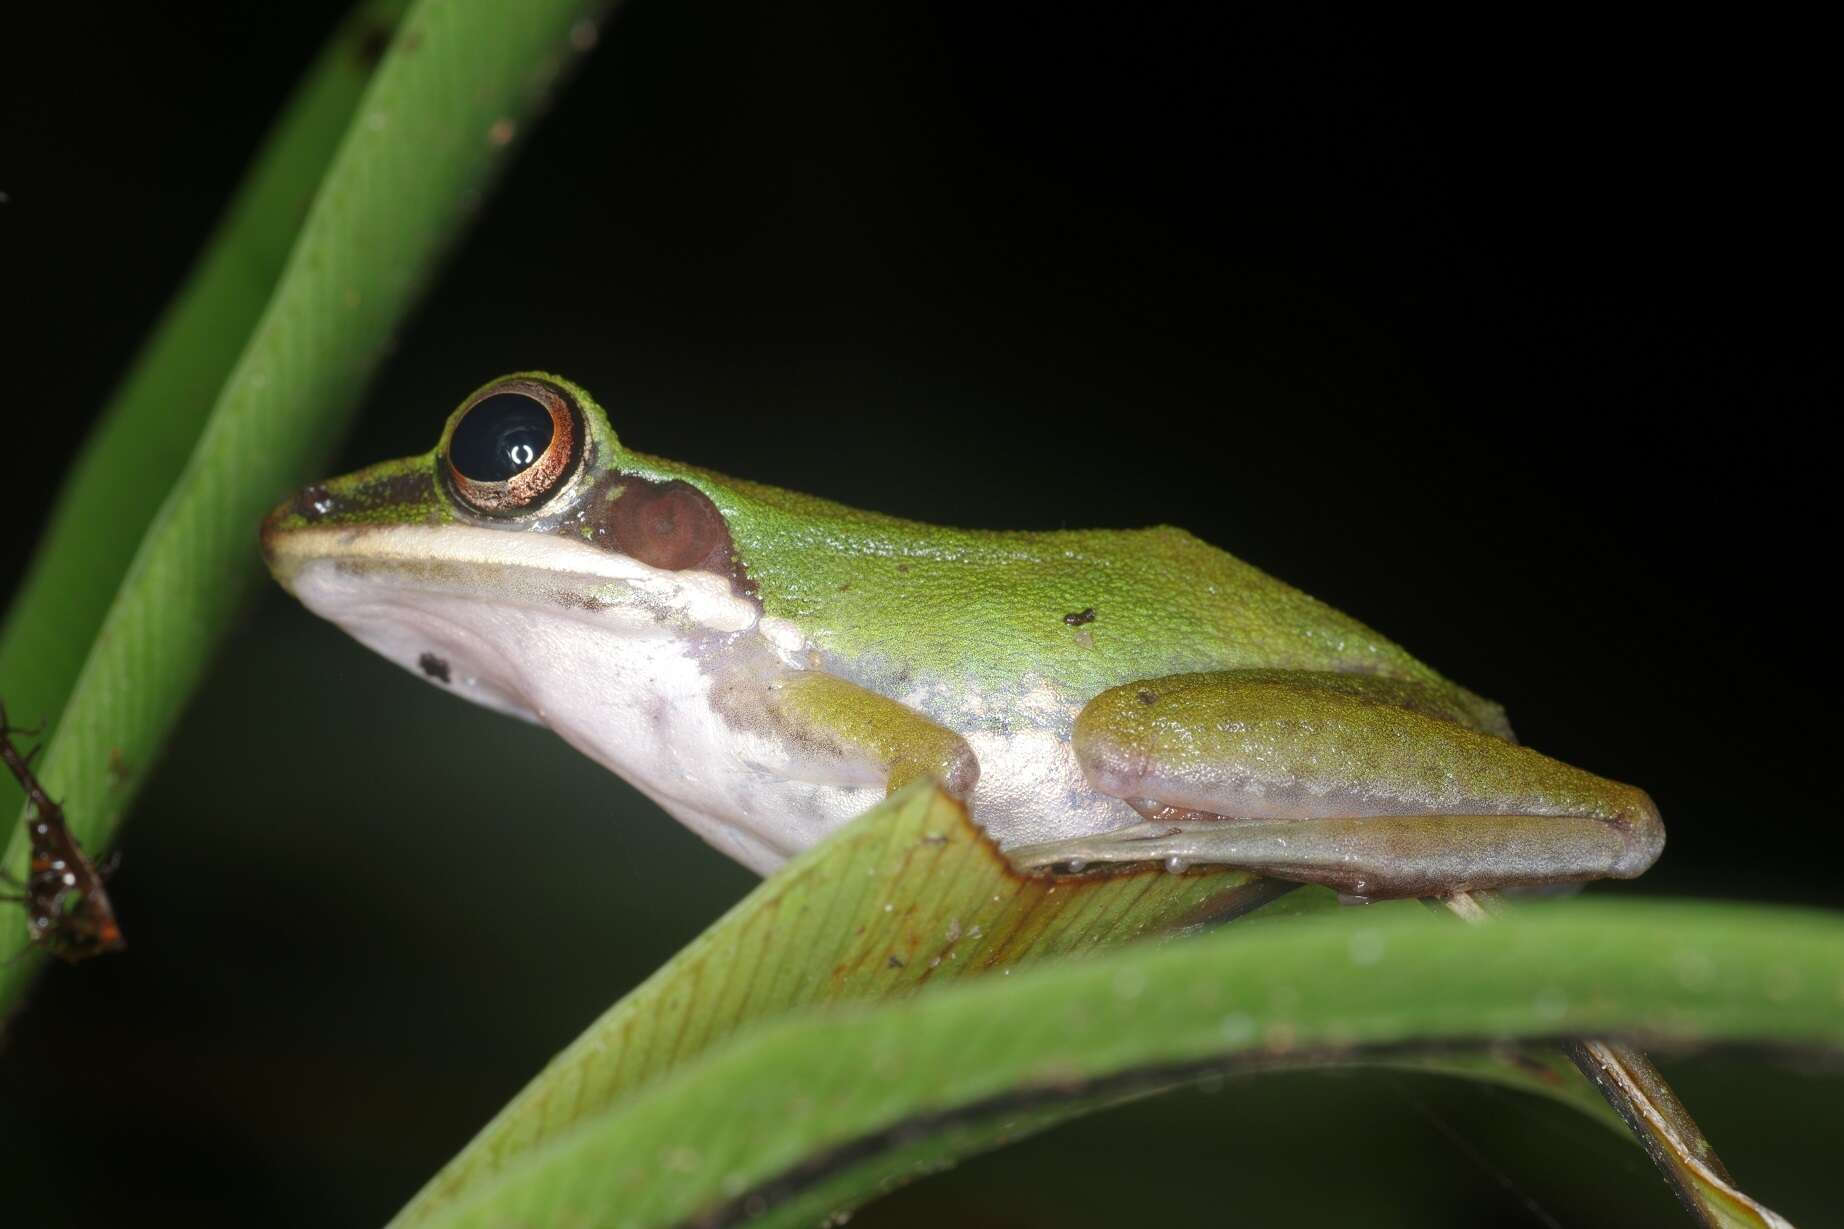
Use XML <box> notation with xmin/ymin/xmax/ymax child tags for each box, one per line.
<box><xmin>260</xmin><ymin>480</ymin><xmax>339</xmax><ymax>588</ymax></box>
<box><xmin>259</xmin><ymin>489</ymin><xmax>306</xmax><ymax>584</ymax></box>
<box><xmin>259</xmin><ymin>494</ymin><xmax>290</xmax><ymax>580</ymax></box>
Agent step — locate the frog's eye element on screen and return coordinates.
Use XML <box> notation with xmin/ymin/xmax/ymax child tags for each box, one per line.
<box><xmin>444</xmin><ymin>379</ymin><xmax>583</xmax><ymax>515</ymax></box>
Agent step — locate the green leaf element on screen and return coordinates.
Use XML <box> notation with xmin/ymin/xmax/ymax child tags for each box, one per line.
<box><xmin>393</xmin><ymin>783</ymin><xmax>1288</xmax><ymax>1223</ymax></box>
<box><xmin>394</xmin><ymin>784</ymin><xmax>1647</xmax><ymax>1226</ymax></box>
<box><xmin>0</xmin><ymin>0</ymin><xmax>609</xmax><ymax>1010</ymax></box>
<box><xmin>409</xmin><ymin>890</ymin><xmax>1843</xmax><ymax>1228</ymax></box>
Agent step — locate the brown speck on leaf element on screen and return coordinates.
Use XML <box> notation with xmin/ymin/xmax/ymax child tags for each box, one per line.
<box><xmin>837</xmin><ymin>581</ymin><xmax>852</xmax><ymax>592</ymax></box>
<box><xmin>1137</xmin><ymin>689</ymin><xmax>1157</xmax><ymax>705</ymax></box>
<box><xmin>886</xmin><ymin>954</ymin><xmax>905</xmax><ymax>969</ymax></box>
<box><xmin>487</xmin><ymin>118</ymin><xmax>516</xmax><ymax>147</ymax></box>
<box><xmin>107</xmin><ymin>748</ymin><xmax>130</xmax><ymax>786</ymax></box>
<box><xmin>1063</xmin><ymin>607</ymin><xmax>1097</xmax><ymax>627</ymax></box>
<box><xmin>896</xmin><ymin>562</ymin><xmax>910</xmax><ymax>574</ymax></box>
<box><xmin>921</xmin><ymin>833</ymin><xmax>949</xmax><ymax>846</ymax></box>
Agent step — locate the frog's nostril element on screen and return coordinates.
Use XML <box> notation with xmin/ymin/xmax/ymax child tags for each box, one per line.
<box><xmin>260</xmin><ymin>485</ymin><xmax>326</xmax><ymax>576</ymax></box>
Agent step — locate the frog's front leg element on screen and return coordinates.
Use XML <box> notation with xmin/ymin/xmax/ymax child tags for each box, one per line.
<box><xmin>1011</xmin><ymin>670</ymin><xmax>1663</xmax><ymax>899</ymax></box>
<box><xmin>720</xmin><ymin>666</ymin><xmax>979</xmax><ymax>800</ymax></box>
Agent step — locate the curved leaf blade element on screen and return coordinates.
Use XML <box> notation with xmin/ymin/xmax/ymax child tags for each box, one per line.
<box><xmin>417</xmin><ymin>898</ymin><xmax>1844</xmax><ymax>1229</ymax></box>
<box><xmin>394</xmin><ymin>783</ymin><xmax>1285</xmax><ymax>1223</ymax></box>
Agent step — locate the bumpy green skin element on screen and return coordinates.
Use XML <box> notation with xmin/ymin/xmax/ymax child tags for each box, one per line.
<box><xmin>270</xmin><ymin>373</ymin><xmax>1506</xmax><ymax>739</ymax></box>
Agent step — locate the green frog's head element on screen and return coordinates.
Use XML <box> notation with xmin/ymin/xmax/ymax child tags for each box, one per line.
<box><xmin>261</xmin><ymin>373</ymin><xmax>761</xmax><ymax>721</ymax></box>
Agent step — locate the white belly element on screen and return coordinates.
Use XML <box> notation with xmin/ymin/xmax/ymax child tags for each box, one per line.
<box><xmin>289</xmin><ymin>554</ymin><xmax>1135</xmax><ymax>875</ymax></box>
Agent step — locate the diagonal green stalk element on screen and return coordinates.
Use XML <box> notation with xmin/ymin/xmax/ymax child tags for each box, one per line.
<box><xmin>0</xmin><ymin>0</ymin><xmax>613</xmax><ymax>1013</ymax></box>
<box><xmin>0</xmin><ymin>0</ymin><xmax>409</xmax><ymax>824</ymax></box>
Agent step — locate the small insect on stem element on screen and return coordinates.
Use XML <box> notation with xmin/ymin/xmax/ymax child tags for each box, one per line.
<box><xmin>0</xmin><ymin>702</ymin><xmax>125</xmax><ymax>963</ymax></box>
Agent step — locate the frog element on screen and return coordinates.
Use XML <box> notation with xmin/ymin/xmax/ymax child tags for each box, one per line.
<box><xmin>260</xmin><ymin>373</ymin><xmax>1662</xmax><ymax>898</ymax></box>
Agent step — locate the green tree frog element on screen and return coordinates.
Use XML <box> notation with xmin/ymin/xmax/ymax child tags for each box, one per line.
<box><xmin>262</xmin><ymin>374</ymin><xmax>1662</xmax><ymax>898</ymax></box>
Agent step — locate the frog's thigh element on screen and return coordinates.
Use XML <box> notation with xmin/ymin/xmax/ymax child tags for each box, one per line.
<box><xmin>727</xmin><ymin>668</ymin><xmax>978</xmax><ymax>799</ymax></box>
<box><xmin>1035</xmin><ymin>670</ymin><xmax>1662</xmax><ymax>898</ymax></box>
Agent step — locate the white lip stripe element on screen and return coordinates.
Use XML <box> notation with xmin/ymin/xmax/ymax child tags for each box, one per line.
<box><xmin>273</xmin><ymin>522</ymin><xmax>685</xmax><ymax>583</ymax></box>
<box><xmin>273</xmin><ymin>523</ymin><xmax>758</xmax><ymax>634</ymax></box>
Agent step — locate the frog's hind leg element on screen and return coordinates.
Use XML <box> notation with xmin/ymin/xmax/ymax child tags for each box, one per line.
<box><xmin>1010</xmin><ymin>670</ymin><xmax>1662</xmax><ymax>899</ymax></box>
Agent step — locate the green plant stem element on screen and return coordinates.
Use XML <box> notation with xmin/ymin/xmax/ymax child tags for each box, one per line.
<box><xmin>0</xmin><ymin>0</ymin><xmax>409</xmax><ymax>824</ymax></box>
<box><xmin>1</xmin><ymin>0</ymin><xmax>612</xmax><ymax>1014</ymax></box>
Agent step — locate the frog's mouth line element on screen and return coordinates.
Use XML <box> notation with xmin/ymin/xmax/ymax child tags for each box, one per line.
<box><xmin>263</xmin><ymin>522</ymin><xmax>758</xmax><ymax>635</ymax></box>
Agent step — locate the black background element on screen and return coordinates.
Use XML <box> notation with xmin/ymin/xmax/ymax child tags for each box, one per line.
<box><xmin>2</xmin><ymin>4</ymin><xmax>1837</xmax><ymax>1226</ymax></box>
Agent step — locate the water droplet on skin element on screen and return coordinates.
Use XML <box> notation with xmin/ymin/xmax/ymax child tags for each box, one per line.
<box><xmin>1337</xmin><ymin>892</ymin><xmax>1374</xmax><ymax>906</ymax></box>
<box><xmin>1164</xmin><ymin>856</ymin><xmax>1189</xmax><ymax>874</ymax></box>
<box><xmin>1064</xmin><ymin>858</ymin><xmax>1088</xmax><ymax>873</ymax></box>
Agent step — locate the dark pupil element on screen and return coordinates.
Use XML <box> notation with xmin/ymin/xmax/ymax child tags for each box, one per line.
<box><xmin>450</xmin><ymin>393</ymin><xmax>554</xmax><ymax>481</ymax></box>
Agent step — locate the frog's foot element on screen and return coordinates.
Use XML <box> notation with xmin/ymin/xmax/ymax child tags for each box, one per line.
<box><xmin>1019</xmin><ymin>670</ymin><xmax>1663</xmax><ymax>899</ymax></box>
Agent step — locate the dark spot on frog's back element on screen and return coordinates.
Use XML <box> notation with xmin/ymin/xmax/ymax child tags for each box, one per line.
<box><xmin>575</xmin><ymin>472</ymin><xmax>756</xmax><ymax>597</ymax></box>
<box><xmin>418</xmin><ymin>653</ymin><xmax>451</xmax><ymax>683</ymax></box>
